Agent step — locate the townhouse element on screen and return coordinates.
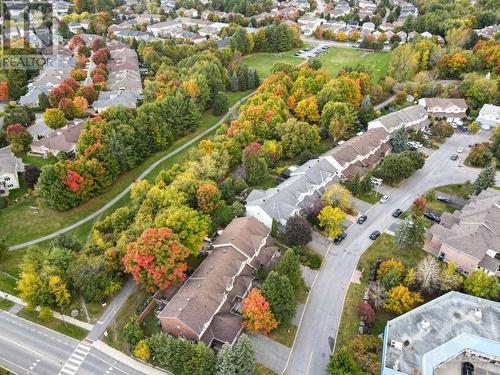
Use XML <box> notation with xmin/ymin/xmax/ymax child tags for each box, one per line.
<box><xmin>0</xmin><ymin>149</ymin><xmax>24</xmax><ymax>196</ymax></box>
<box><xmin>30</xmin><ymin>119</ymin><xmax>85</xmax><ymax>157</ymax></box>
<box><xmin>158</xmin><ymin>217</ymin><xmax>279</xmax><ymax>348</ymax></box>
<box><xmin>367</xmin><ymin>105</ymin><xmax>429</xmax><ymax>133</ymax></box>
<box><xmin>418</xmin><ymin>98</ymin><xmax>468</xmax><ymax>119</ymax></box>
<box><xmin>425</xmin><ymin>188</ymin><xmax>500</xmax><ymax>277</ymax></box>
<box><xmin>476</xmin><ymin>104</ymin><xmax>500</xmax><ymax>130</ymax></box>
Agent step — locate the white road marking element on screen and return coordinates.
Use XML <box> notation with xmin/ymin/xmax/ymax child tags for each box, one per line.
<box><xmin>58</xmin><ymin>343</ymin><xmax>91</xmax><ymax>375</ymax></box>
<box><xmin>0</xmin><ymin>356</ymin><xmax>37</xmax><ymax>375</ymax></box>
<box><xmin>0</xmin><ymin>333</ymin><xmax>44</xmax><ymax>357</ymax></box>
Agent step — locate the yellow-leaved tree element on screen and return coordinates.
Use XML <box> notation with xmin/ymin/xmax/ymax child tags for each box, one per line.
<box><xmin>318</xmin><ymin>206</ymin><xmax>345</xmax><ymax>238</ymax></box>
<box><xmin>384</xmin><ymin>285</ymin><xmax>423</xmax><ymax>314</ymax></box>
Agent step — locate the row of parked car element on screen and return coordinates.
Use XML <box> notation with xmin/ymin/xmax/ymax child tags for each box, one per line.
<box><xmin>294</xmin><ymin>44</ymin><xmax>330</xmax><ymax>59</ymax></box>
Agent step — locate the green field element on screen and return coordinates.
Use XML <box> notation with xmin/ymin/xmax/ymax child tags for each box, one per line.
<box><xmin>318</xmin><ymin>47</ymin><xmax>392</xmax><ymax>82</ymax></box>
<box><xmin>0</xmin><ymin>91</ymin><xmax>252</xmax><ymax>246</ymax></box>
<box><xmin>242</xmin><ymin>49</ymin><xmax>304</xmax><ymax>78</ymax></box>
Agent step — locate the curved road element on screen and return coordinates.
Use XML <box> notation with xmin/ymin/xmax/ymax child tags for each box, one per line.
<box><xmin>9</xmin><ymin>93</ymin><xmax>255</xmax><ymax>251</ymax></box>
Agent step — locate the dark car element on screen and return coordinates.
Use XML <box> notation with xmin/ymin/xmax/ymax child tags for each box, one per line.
<box><xmin>451</xmin><ymin>154</ymin><xmax>459</xmax><ymax>161</ymax></box>
<box><xmin>424</xmin><ymin>210</ymin><xmax>441</xmax><ymax>222</ymax></box>
<box><xmin>369</xmin><ymin>230</ymin><xmax>381</xmax><ymax>240</ymax></box>
<box><xmin>357</xmin><ymin>215</ymin><xmax>367</xmax><ymax>224</ymax></box>
<box><xmin>436</xmin><ymin>195</ymin><xmax>450</xmax><ymax>203</ymax></box>
<box><xmin>392</xmin><ymin>209</ymin><xmax>403</xmax><ymax>218</ymax></box>
<box><xmin>334</xmin><ymin>232</ymin><xmax>347</xmax><ymax>245</ymax></box>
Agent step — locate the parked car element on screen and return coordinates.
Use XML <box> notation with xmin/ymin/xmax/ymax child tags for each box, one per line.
<box><xmin>451</xmin><ymin>154</ymin><xmax>459</xmax><ymax>161</ymax></box>
<box><xmin>371</xmin><ymin>177</ymin><xmax>383</xmax><ymax>186</ymax></box>
<box><xmin>392</xmin><ymin>208</ymin><xmax>403</xmax><ymax>218</ymax></box>
<box><xmin>457</xmin><ymin>147</ymin><xmax>464</xmax><ymax>153</ymax></box>
<box><xmin>334</xmin><ymin>232</ymin><xmax>347</xmax><ymax>245</ymax></box>
<box><xmin>423</xmin><ymin>135</ymin><xmax>429</xmax><ymax>140</ymax></box>
<box><xmin>451</xmin><ymin>123</ymin><xmax>458</xmax><ymax>129</ymax></box>
<box><xmin>436</xmin><ymin>195</ymin><xmax>450</xmax><ymax>203</ymax></box>
<box><xmin>357</xmin><ymin>215</ymin><xmax>367</xmax><ymax>224</ymax></box>
<box><xmin>369</xmin><ymin>230</ymin><xmax>381</xmax><ymax>240</ymax></box>
<box><xmin>379</xmin><ymin>195</ymin><xmax>390</xmax><ymax>204</ymax></box>
<box><xmin>424</xmin><ymin>210</ymin><xmax>441</xmax><ymax>222</ymax></box>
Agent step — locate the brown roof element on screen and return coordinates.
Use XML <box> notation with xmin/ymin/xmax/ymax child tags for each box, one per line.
<box><xmin>159</xmin><ymin>217</ymin><xmax>275</xmax><ymax>342</ymax></box>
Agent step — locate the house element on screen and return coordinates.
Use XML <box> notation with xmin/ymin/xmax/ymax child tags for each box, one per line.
<box><xmin>176</xmin><ymin>8</ymin><xmax>199</xmax><ymax>18</ymax></box>
<box><xmin>246</xmin><ymin>157</ymin><xmax>342</xmax><ymax>228</ymax></box>
<box><xmin>136</xmin><ymin>13</ymin><xmax>162</xmax><ymax>25</ymax></box>
<box><xmin>420</xmin><ymin>31</ymin><xmax>432</xmax><ymax>39</ymax></box>
<box><xmin>425</xmin><ymin>188</ymin><xmax>500</xmax><ymax>276</ymax></box>
<box><xmin>323</xmin><ymin>128</ymin><xmax>391</xmax><ymax>180</ymax></box>
<box><xmin>19</xmin><ymin>86</ymin><xmax>49</xmax><ymax>107</ymax></box>
<box><xmin>114</xmin><ymin>30</ymin><xmax>154</xmax><ymax>42</ymax></box>
<box><xmin>367</xmin><ymin>105</ymin><xmax>429</xmax><ymax>134</ymax></box>
<box><xmin>53</xmin><ymin>1</ymin><xmax>71</xmax><ymax>18</ymax></box>
<box><xmin>381</xmin><ymin>292</ymin><xmax>500</xmax><ymax>375</ymax></box>
<box><xmin>361</xmin><ymin>22</ymin><xmax>375</xmax><ymax>32</ymax></box>
<box><xmin>198</xmin><ymin>25</ymin><xmax>219</xmax><ymax>38</ymax></box>
<box><xmin>29</xmin><ymin>119</ymin><xmax>85</xmax><ymax>157</ymax></box>
<box><xmin>93</xmin><ymin>90</ymin><xmax>141</xmax><ymax>112</ymax></box>
<box><xmin>297</xmin><ymin>16</ymin><xmax>323</xmax><ymax>35</ymax></box>
<box><xmin>399</xmin><ymin>2</ymin><xmax>418</xmax><ymax>17</ymax></box>
<box><xmin>158</xmin><ymin>217</ymin><xmax>279</xmax><ymax>347</ymax></box>
<box><xmin>396</xmin><ymin>31</ymin><xmax>407</xmax><ymax>43</ymax></box>
<box><xmin>146</xmin><ymin>19</ymin><xmax>182</xmax><ymax>37</ymax></box>
<box><xmin>0</xmin><ymin>149</ymin><xmax>24</xmax><ymax>196</ymax></box>
<box><xmin>476</xmin><ymin>104</ymin><xmax>500</xmax><ymax>130</ymax></box>
<box><xmin>418</xmin><ymin>98</ymin><xmax>468</xmax><ymax>119</ymax></box>
<box><xmin>68</xmin><ymin>20</ymin><xmax>89</xmax><ymax>33</ymax></box>
<box><xmin>379</xmin><ymin>22</ymin><xmax>394</xmax><ymax>32</ymax></box>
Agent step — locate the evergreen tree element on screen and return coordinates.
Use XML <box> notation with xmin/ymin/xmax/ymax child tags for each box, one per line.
<box><xmin>262</xmin><ymin>271</ymin><xmax>296</xmax><ymax>327</ymax></box>
<box><xmin>358</xmin><ymin>95</ymin><xmax>374</xmax><ymax>125</ymax></box>
<box><xmin>360</xmin><ymin>172</ymin><xmax>373</xmax><ymax>194</ymax></box>
<box><xmin>38</xmin><ymin>92</ymin><xmax>49</xmax><ymax>110</ymax></box>
<box><xmin>230</xmin><ymin>72</ymin><xmax>239</xmax><ymax>92</ymax></box>
<box><xmin>253</xmin><ymin>69</ymin><xmax>260</xmax><ymax>88</ymax></box>
<box><xmin>246</xmin><ymin>68</ymin><xmax>256</xmax><ymax>89</ymax></box>
<box><xmin>232</xmin><ymin>334</ymin><xmax>255</xmax><ymax>375</ymax></box>
<box><xmin>395</xmin><ymin>216</ymin><xmax>426</xmax><ymax>249</ymax></box>
<box><xmin>213</xmin><ymin>91</ymin><xmax>229</xmax><ymax>116</ymax></box>
<box><xmin>391</xmin><ymin>127</ymin><xmax>409</xmax><ymax>153</ymax></box>
<box><xmin>473</xmin><ymin>159</ymin><xmax>496</xmax><ymax>195</ymax></box>
<box><xmin>238</xmin><ymin>72</ymin><xmax>247</xmax><ymax>90</ymax></box>
<box><xmin>275</xmin><ymin>249</ymin><xmax>302</xmax><ymax>290</ymax></box>
<box><xmin>216</xmin><ymin>343</ymin><xmax>236</xmax><ymax>375</ymax></box>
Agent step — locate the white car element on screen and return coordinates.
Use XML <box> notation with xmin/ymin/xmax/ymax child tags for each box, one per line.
<box><xmin>414</xmin><ymin>141</ymin><xmax>423</xmax><ymax>148</ymax></box>
<box><xmin>457</xmin><ymin>147</ymin><xmax>464</xmax><ymax>153</ymax></box>
<box><xmin>451</xmin><ymin>123</ymin><xmax>458</xmax><ymax>129</ymax></box>
<box><xmin>371</xmin><ymin>177</ymin><xmax>383</xmax><ymax>186</ymax></box>
<box><xmin>379</xmin><ymin>195</ymin><xmax>390</xmax><ymax>204</ymax></box>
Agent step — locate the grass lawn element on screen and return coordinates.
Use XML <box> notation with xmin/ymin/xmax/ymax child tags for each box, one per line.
<box><xmin>318</xmin><ymin>46</ymin><xmax>392</xmax><ymax>82</ymax></box>
<box><xmin>141</xmin><ymin>310</ymin><xmax>162</xmax><ymax>337</ymax></box>
<box><xmin>0</xmin><ymin>273</ymin><xmax>18</xmax><ymax>295</ymax></box>
<box><xmin>433</xmin><ymin>182</ymin><xmax>472</xmax><ymax>199</ymax></box>
<box><xmin>269</xmin><ymin>324</ymin><xmax>298</xmax><ymax>348</ymax></box>
<box><xmin>17</xmin><ymin>307</ymin><xmax>88</xmax><ymax>340</ymax></box>
<box><xmin>1</xmin><ymin>90</ymin><xmax>252</xmax><ymax>247</ymax></box>
<box><xmin>22</xmin><ymin>154</ymin><xmax>57</xmax><ymax>168</ymax></box>
<box><xmin>0</xmin><ymin>297</ymin><xmax>14</xmax><ymax>311</ymax></box>
<box><xmin>356</xmin><ymin>190</ymin><xmax>383</xmax><ymax>205</ymax></box>
<box><xmin>103</xmin><ymin>289</ymin><xmax>150</xmax><ymax>353</ymax></box>
<box><xmin>295</xmin><ymin>277</ymin><xmax>308</xmax><ymax>304</ymax></box>
<box><xmin>336</xmin><ymin>233</ymin><xmax>426</xmax><ymax>350</ymax></box>
<box><xmin>242</xmin><ymin>49</ymin><xmax>305</xmax><ymax>78</ymax></box>
<box><xmin>256</xmin><ymin>364</ymin><xmax>277</xmax><ymax>375</ymax></box>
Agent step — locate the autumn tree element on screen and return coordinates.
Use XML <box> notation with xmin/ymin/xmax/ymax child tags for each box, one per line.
<box><xmin>439</xmin><ymin>262</ymin><xmax>463</xmax><ymax>293</ymax></box>
<box><xmin>321</xmin><ymin>101</ymin><xmax>357</xmax><ymax>140</ymax></box>
<box><xmin>242</xmin><ymin>143</ymin><xmax>268</xmax><ymax>185</ymax></box>
<box><xmin>277</xmin><ymin>119</ymin><xmax>320</xmax><ymax>158</ymax></box>
<box><xmin>384</xmin><ymin>285</ymin><xmax>423</xmax><ymax>314</ymax></box>
<box><xmin>411</xmin><ymin>196</ymin><xmax>427</xmax><ymax>217</ymax></box>
<box><xmin>134</xmin><ymin>340</ymin><xmax>151</xmax><ymax>361</ymax></box>
<box><xmin>6</xmin><ymin>124</ymin><xmax>32</xmax><ymax>154</ymax></box>
<box><xmin>415</xmin><ymin>256</ymin><xmax>440</xmax><ymax>293</ymax></box>
<box><xmin>464</xmin><ymin>271</ymin><xmax>500</xmax><ymax>300</ymax></box>
<box><xmin>295</xmin><ymin>96</ymin><xmax>320</xmax><ymax>124</ymax></box>
<box><xmin>262</xmin><ymin>271</ymin><xmax>295</xmax><ymax>327</ymax></box>
<box><xmin>44</xmin><ymin>108</ymin><xmax>66</xmax><ymax>129</ymax></box>
<box><xmin>123</xmin><ymin>228</ymin><xmax>191</xmax><ymax>292</ymax></box>
<box><xmin>196</xmin><ymin>182</ymin><xmax>221</xmax><ymax>213</ymax></box>
<box><xmin>73</xmin><ymin>96</ymin><xmax>89</xmax><ymax>117</ymax></box>
<box><xmin>358</xmin><ymin>301</ymin><xmax>376</xmax><ymax>325</ymax></box>
<box><xmin>347</xmin><ymin>335</ymin><xmax>381</xmax><ymax>375</ymax></box>
<box><xmin>0</xmin><ymin>81</ymin><xmax>8</xmax><ymax>101</ymax></box>
<box><xmin>241</xmin><ymin>288</ymin><xmax>278</xmax><ymax>334</ymax></box>
<box><xmin>92</xmin><ymin>48</ymin><xmax>110</xmax><ymax>65</ymax></box>
<box><xmin>377</xmin><ymin>259</ymin><xmax>405</xmax><ymax>290</ymax></box>
<box><xmin>318</xmin><ymin>205</ymin><xmax>345</xmax><ymax>238</ymax></box>
<box><xmin>285</xmin><ymin>215</ymin><xmax>312</xmax><ymax>246</ymax></box>
<box><xmin>323</xmin><ymin>183</ymin><xmax>353</xmax><ymax>212</ymax></box>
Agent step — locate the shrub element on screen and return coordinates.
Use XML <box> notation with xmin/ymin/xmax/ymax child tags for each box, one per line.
<box><xmin>38</xmin><ymin>306</ymin><xmax>53</xmax><ymax>320</ymax></box>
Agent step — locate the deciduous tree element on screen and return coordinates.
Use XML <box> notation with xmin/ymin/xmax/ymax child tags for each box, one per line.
<box><xmin>318</xmin><ymin>206</ymin><xmax>345</xmax><ymax>238</ymax></box>
<box><xmin>196</xmin><ymin>183</ymin><xmax>221</xmax><ymax>213</ymax></box>
<box><xmin>241</xmin><ymin>288</ymin><xmax>278</xmax><ymax>334</ymax></box>
<box><xmin>6</xmin><ymin>124</ymin><xmax>32</xmax><ymax>154</ymax></box>
<box><xmin>285</xmin><ymin>215</ymin><xmax>312</xmax><ymax>246</ymax></box>
<box><xmin>44</xmin><ymin>108</ymin><xmax>66</xmax><ymax>129</ymax></box>
<box><xmin>262</xmin><ymin>271</ymin><xmax>295</xmax><ymax>327</ymax></box>
<box><xmin>384</xmin><ymin>285</ymin><xmax>423</xmax><ymax>314</ymax></box>
<box><xmin>464</xmin><ymin>270</ymin><xmax>500</xmax><ymax>300</ymax></box>
<box><xmin>415</xmin><ymin>255</ymin><xmax>440</xmax><ymax>293</ymax></box>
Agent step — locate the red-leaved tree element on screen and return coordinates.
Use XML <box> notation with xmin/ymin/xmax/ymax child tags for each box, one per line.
<box><xmin>357</xmin><ymin>301</ymin><xmax>376</xmax><ymax>325</ymax></box>
<box><xmin>241</xmin><ymin>288</ymin><xmax>278</xmax><ymax>334</ymax></box>
<box><xmin>123</xmin><ymin>228</ymin><xmax>191</xmax><ymax>292</ymax></box>
<box><xmin>63</xmin><ymin>169</ymin><xmax>85</xmax><ymax>194</ymax></box>
<box><xmin>196</xmin><ymin>182</ymin><xmax>221</xmax><ymax>212</ymax></box>
<box><xmin>68</xmin><ymin>34</ymin><xmax>83</xmax><ymax>50</ymax></box>
<box><xmin>0</xmin><ymin>81</ymin><xmax>8</xmax><ymax>101</ymax></box>
<box><xmin>48</xmin><ymin>84</ymin><xmax>75</xmax><ymax>107</ymax></box>
<box><xmin>90</xmin><ymin>36</ymin><xmax>105</xmax><ymax>51</ymax></box>
<box><xmin>62</xmin><ymin>77</ymin><xmax>80</xmax><ymax>91</ymax></box>
<box><xmin>412</xmin><ymin>196</ymin><xmax>428</xmax><ymax>217</ymax></box>
<box><xmin>92</xmin><ymin>48</ymin><xmax>110</xmax><ymax>65</ymax></box>
<box><xmin>76</xmin><ymin>85</ymin><xmax>98</xmax><ymax>104</ymax></box>
<box><xmin>6</xmin><ymin>124</ymin><xmax>32</xmax><ymax>154</ymax></box>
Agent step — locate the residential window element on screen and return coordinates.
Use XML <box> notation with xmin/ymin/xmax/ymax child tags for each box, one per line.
<box><xmin>7</xmin><ymin>184</ymin><xmax>13</xmax><ymax>188</ymax></box>
<box><xmin>4</xmin><ymin>177</ymin><xmax>10</xmax><ymax>181</ymax></box>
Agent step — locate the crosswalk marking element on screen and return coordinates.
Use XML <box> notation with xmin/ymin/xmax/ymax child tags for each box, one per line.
<box><xmin>58</xmin><ymin>343</ymin><xmax>92</xmax><ymax>375</ymax></box>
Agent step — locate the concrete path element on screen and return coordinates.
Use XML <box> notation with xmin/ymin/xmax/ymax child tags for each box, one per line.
<box><xmin>9</xmin><ymin>92</ymin><xmax>255</xmax><ymax>251</ymax></box>
<box><xmin>0</xmin><ymin>291</ymin><xmax>93</xmax><ymax>330</ymax></box>
<box><xmin>283</xmin><ymin>130</ymin><xmax>494</xmax><ymax>375</ymax></box>
<box><xmin>352</xmin><ymin>197</ymin><xmax>373</xmax><ymax>215</ymax></box>
<box><xmin>307</xmin><ymin>232</ymin><xmax>331</xmax><ymax>256</ymax></box>
<box><xmin>250</xmin><ymin>334</ymin><xmax>290</xmax><ymax>374</ymax></box>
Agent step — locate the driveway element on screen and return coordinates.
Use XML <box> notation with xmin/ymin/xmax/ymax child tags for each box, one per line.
<box><xmin>283</xmin><ymin>131</ymin><xmax>491</xmax><ymax>375</ymax></box>
<box><xmin>250</xmin><ymin>334</ymin><xmax>290</xmax><ymax>374</ymax></box>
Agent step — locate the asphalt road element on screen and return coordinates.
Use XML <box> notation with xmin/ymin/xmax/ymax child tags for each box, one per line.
<box><xmin>0</xmin><ymin>310</ymin><xmax>145</xmax><ymax>375</ymax></box>
<box><xmin>283</xmin><ymin>131</ymin><xmax>492</xmax><ymax>375</ymax></box>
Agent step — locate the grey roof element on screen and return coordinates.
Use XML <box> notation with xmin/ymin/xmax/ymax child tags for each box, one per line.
<box><xmin>93</xmin><ymin>90</ymin><xmax>140</xmax><ymax>110</ymax></box>
<box><xmin>30</xmin><ymin>119</ymin><xmax>85</xmax><ymax>153</ymax></box>
<box><xmin>428</xmin><ymin>188</ymin><xmax>500</xmax><ymax>272</ymax></box>
<box><xmin>0</xmin><ymin>149</ymin><xmax>24</xmax><ymax>177</ymax></box>
<box><xmin>246</xmin><ymin>157</ymin><xmax>340</xmax><ymax>225</ymax></box>
<box><xmin>367</xmin><ymin>105</ymin><xmax>429</xmax><ymax>133</ymax></box>
<box><xmin>383</xmin><ymin>292</ymin><xmax>500</xmax><ymax>375</ymax></box>
<box><xmin>19</xmin><ymin>86</ymin><xmax>49</xmax><ymax>106</ymax></box>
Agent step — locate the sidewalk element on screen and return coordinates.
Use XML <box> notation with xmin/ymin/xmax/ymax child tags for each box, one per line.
<box><xmin>93</xmin><ymin>340</ymin><xmax>171</xmax><ymax>375</ymax></box>
<box><xmin>1</xmin><ymin>291</ymin><xmax>94</xmax><ymax>331</ymax></box>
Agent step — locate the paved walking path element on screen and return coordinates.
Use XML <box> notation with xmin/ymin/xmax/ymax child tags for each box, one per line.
<box><xmin>1</xmin><ymin>291</ymin><xmax>94</xmax><ymax>331</ymax></box>
<box><xmin>9</xmin><ymin>93</ymin><xmax>255</xmax><ymax>251</ymax></box>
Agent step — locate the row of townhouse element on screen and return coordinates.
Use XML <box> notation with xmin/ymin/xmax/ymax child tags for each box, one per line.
<box><xmin>246</xmin><ymin>105</ymin><xmax>430</xmax><ymax>228</ymax></box>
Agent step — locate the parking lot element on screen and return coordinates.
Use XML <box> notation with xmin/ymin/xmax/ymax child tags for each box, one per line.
<box><xmin>294</xmin><ymin>44</ymin><xmax>330</xmax><ymax>59</ymax></box>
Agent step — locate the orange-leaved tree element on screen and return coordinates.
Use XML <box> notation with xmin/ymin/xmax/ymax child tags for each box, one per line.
<box><xmin>123</xmin><ymin>228</ymin><xmax>190</xmax><ymax>292</ymax></box>
<box><xmin>241</xmin><ymin>288</ymin><xmax>278</xmax><ymax>334</ymax></box>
